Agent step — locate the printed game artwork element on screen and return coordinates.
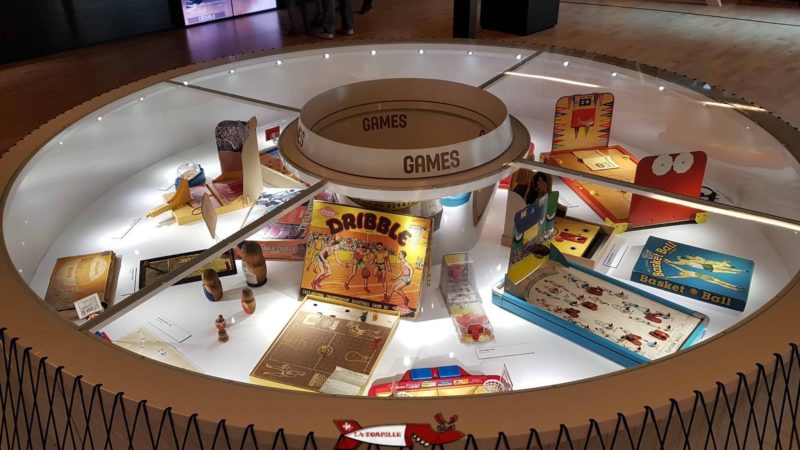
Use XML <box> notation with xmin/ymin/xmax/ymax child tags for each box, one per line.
<box><xmin>114</xmin><ymin>327</ymin><xmax>203</xmax><ymax>373</ymax></box>
<box><xmin>250</xmin><ymin>297</ymin><xmax>400</xmax><ymax>392</ymax></box>
<box><xmin>138</xmin><ymin>249</ymin><xmax>237</xmax><ymax>289</ymax></box>
<box><xmin>628</xmin><ymin>152</ymin><xmax>707</xmax><ymax>228</ymax></box>
<box><xmin>507</xmin><ymin>192</ymin><xmax>559</xmax><ymax>286</ymax></box>
<box><xmin>496</xmin><ymin>248</ymin><xmax>708</xmax><ymax>365</ymax></box>
<box><xmin>240</xmin><ymin>188</ymin><xmax>313</xmax><ymax>260</ymax></box>
<box><xmin>552</xmin><ymin>217</ymin><xmax>600</xmax><ymax>257</ymax></box>
<box><xmin>631</xmin><ymin>237</ymin><xmax>754</xmax><ymax>311</ymax></box>
<box><xmin>44</xmin><ymin>251</ymin><xmax>120</xmax><ymax>312</ymax></box>
<box><xmin>551</xmin><ymin>93</ymin><xmax>614</xmax><ymax>151</ymax></box>
<box><xmin>501</xmin><ymin>167</ymin><xmax>553</xmax><ymax>246</ymax></box>
<box><xmin>300</xmin><ymin>202</ymin><xmax>433</xmax><ymax>318</ymax></box>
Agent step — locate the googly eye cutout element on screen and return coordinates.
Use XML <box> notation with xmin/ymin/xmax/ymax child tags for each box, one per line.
<box><xmin>651</xmin><ymin>154</ymin><xmax>673</xmax><ymax>176</ymax></box>
<box><xmin>672</xmin><ymin>152</ymin><xmax>694</xmax><ymax>174</ymax></box>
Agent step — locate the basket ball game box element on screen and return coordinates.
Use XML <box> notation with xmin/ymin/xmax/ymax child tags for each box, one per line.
<box><xmin>630</xmin><ymin>237</ymin><xmax>754</xmax><ymax>312</ymax></box>
<box><xmin>299</xmin><ymin>201</ymin><xmax>433</xmax><ymax>318</ymax></box>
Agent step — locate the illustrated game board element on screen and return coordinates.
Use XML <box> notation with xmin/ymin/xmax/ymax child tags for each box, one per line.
<box><xmin>507</xmin><ymin>192</ymin><xmax>559</xmax><ymax>286</ymax></box>
<box><xmin>44</xmin><ymin>251</ymin><xmax>120</xmax><ymax>311</ymax></box>
<box><xmin>250</xmin><ymin>297</ymin><xmax>400</xmax><ymax>392</ymax></box>
<box><xmin>631</xmin><ymin>237</ymin><xmax>754</xmax><ymax>311</ymax></box>
<box><xmin>300</xmin><ymin>202</ymin><xmax>433</xmax><ymax>318</ymax></box>
<box><xmin>552</xmin><ymin>217</ymin><xmax>600</xmax><ymax>257</ymax></box>
<box><xmin>496</xmin><ymin>248</ymin><xmax>708</xmax><ymax>366</ymax></box>
<box><xmin>138</xmin><ymin>249</ymin><xmax>237</xmax><ymax>289</ymax></box>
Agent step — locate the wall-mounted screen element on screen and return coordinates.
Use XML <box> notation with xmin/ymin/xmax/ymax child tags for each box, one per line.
<box><xmin>181</xmin><ymin>0</ymin><xmax>276</xmax><ymax>26</ymax></box>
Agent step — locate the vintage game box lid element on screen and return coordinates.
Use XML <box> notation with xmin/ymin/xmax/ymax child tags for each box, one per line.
<box><xmin>631</xmin><ymin>236</ymin><xmax>754</xmax><ymax>311</ymax></box>
<box><xmin>299</xmin><ymin>201</ymin><xmax>433</xmax><ymax>318</ymax></box>
<box><xmin>44</xmin><ymin>251</ymin><xmax>119</xmax><ymax>312</ymax></box>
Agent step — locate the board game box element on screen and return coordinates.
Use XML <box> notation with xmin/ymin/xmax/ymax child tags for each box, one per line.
<box><xmin>44</xmin><ymin>251</ymin><xmax>120</xmax><ymax>312</ymax></box>
<box><xmin>631</xmin><ymin>237</ymin><xmax>754</xmax><ymax>311</ymax></box>
<box><xmin>299</xmin><ymin>201</ymin><xmax>433</xmax><ymax>318</ymax></box>
<box><xmin>138</xmin><ymin>249</ymin><xmax>237</xmax><ymax>289</ymax></box>
<box><xmin>494</xmin><ymin>247</ymin><xmax>708</xmax><ymax>367</ymax></box>
<box><xmin>250</xmin><ymin>296</ymin><xmax>400</xmax><ymax>394</ymax></box>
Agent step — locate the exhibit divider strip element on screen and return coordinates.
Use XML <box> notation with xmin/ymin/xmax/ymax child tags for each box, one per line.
<box><xmin>79</xmin><ymin>180</ymin><xmax>329</xmax><ymax>332</ymax></box>
<box><xmin>478</xmin><ymin>50</ymin><xmax>544</xmax><ymax>90</ymax></box>
<box><xmin>165</xmin><ymin>80</ymin><xmax>303</xmax><ymax>113</ymax></box>
<box><xmin>512</xmin><ymin>159</ymin><xmax>800</xmax><ymax>232</ymax></box>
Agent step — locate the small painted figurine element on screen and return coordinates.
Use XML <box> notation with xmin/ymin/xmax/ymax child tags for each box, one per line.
<box><xmin>215</xmin><ymin>314</ymin><xmax>226</xmax><ymax>330</ymax></box>
<box><xmin>218</xmin><ymin>328</ymin><xmax>229</xmax><ymax>343</ymax></box>
<box><xmin>359</xmin><ymin>312</ymin><xmax>368</xmax><ymax>322</ymax></box>
<box><xmin>202</xmin><ymin>269</ymin><xmax>223</xmax><ymax>302</ymax></box>
<box><xmin>241</xmin><ymin>241</ymin><xmax>268</xmax><ymax>287</ymax></box>
<box><xmin>241</xmin><ymin>287</ymin><xmax>256</xmax><ymax>314</ymax></box>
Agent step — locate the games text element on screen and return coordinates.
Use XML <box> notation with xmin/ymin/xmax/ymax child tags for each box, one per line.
<box><xmin>403</xmin><ymin>150</ymin><xmax>460</xmax><ymax>174</ymax></box>
<box><xmin>363</xmin><ymin>113</ymin><xmax>407</xmax><ymax>131</ymax></box>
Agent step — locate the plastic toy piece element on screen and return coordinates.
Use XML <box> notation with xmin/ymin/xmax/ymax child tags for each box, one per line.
<box><xmin>649</xmin><ymin>330</ymin><xmax>669</xmax><ymax>341</ymax></box>
<box><xmin>147</xmin><ymin>179</ymin><xmax>192</xmax><ymax>218</ymax></box>
<box><xmin>202</xmin><ymin>269</ymin><xmax>223</xmax><ymax>302</ymax></box>
<box><xmin>241</xmin><ymin>288</ymin><xmax>256</xmax><ymax>314</ymax></box>
<box><xmin>368</xmin><ymin>365</ymin><xmax>510</xmax><ymax>397</ymax></box>
<box><xmin>440</xmin><ymin>252</ymin><xmax>494</xmax><ymax>344</ymax></box>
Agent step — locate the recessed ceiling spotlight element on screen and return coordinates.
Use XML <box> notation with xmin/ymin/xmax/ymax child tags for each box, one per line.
<box><xmin>658</xmin><ymin>86</ymin><xmax>666</xmax><ymax>91</ymax></box>
<box><xmin>139</xmin><ymin>96</ymin><xmax>145</xmax><ymax>101</ymax></box>
<box><xmin>324</xmin><ymin>53</ymin><xmax>331</xmax><ymax>59</ymax></box>
<box><xmin>96</xmin><ymin>116</ymin><xmax>103</xmax><ymax>121</ymax></box>
<box><xmin>370</xmin><ymin>49</ymin><xmax>377</xmax><ymax>56</ymax></box>
<box><xmin>418</xmin><ymin>49</ymin><xmax>425</xmax><ymax>55</ymax></box>
<box><xmin>611</xmin><ymin>72</ymin><xmax>618</xmax><ymax>77</ymax></box>
<box><xmin>515</xmin><ymin>54</ymin><xmax>522</xmax><ymax>60</ymax></box>
<box><xmin>182</xmin><ymin>81</ymin><xmax>189</xmax><ymax>86</ymax></box>
<box><xmin>467</xmin><ymin>50</ymin><xmax>473</xmax><ymax>55</ymax></box>
<box><xmin>228</xmin><ymin>69</ymin><xmax>236</xmax><ymax>74</ymax></box>
<box><xmin>58</xmin><ymin>141</ymin><xmax>64</xmax><ymax>145</ymax></box>
<box><xmin>563</xmin><ymin>61</ymin><xmax>569</xmax><ymax>67</ymax></box>
<box><xmin>276</xmin><ymin>60</ymin><xmax>283</xmax><ymax>65</ymax></box>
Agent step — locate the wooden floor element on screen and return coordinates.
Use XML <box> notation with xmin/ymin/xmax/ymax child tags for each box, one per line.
<box><xmin>1</xmin><ymin>0</ymin><xmax>799</xmax><ymax>154</ymax></box>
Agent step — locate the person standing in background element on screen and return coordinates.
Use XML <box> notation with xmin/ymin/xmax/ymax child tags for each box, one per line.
<box><xmin>285</xmin><ymin>0</ymin><xmax>322</xmax><ymax>36</ymax></box>
<box><xmin>313</xmin><ymin>0</ymin><xmax>354</xmax><ymax>39</ymax></box>
<box><xmin>359</xmin><ymin>0</ymin><xmax>372</xmax><ymax>14</ymax></box>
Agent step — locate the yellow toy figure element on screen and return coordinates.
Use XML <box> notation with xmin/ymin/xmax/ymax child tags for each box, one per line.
<box><xmin>664</xmin><ymin>261</ymin><xmax>743</xmax><ymax>291</ymax></box>
<box><xmin>668</xmin><ymin>255</ymin><xmax>745</xmax><ymax>275</ymax></box>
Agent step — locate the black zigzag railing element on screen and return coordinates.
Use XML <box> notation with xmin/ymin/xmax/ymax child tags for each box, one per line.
<box><xmin>1</xmin><ymin>328</ymin><xmax>798</xmax><ymax>449</ymax></box>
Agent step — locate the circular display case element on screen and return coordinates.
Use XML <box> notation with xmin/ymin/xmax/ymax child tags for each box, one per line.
<box><xmin>1</xmin><ymin>41</ymin><xmax>798</xmax><ymax>447</ymax></box>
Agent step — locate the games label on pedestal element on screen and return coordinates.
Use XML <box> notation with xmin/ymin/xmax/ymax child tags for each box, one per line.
<box><xmin>631</xmin><ymin>237</ymin><xmax>753</xmax><ymax>311</ymax></box>
<box><xmin>300</xmin><ymin>202</ymin><xmax>432</xmax><ymax>318</ymax></box>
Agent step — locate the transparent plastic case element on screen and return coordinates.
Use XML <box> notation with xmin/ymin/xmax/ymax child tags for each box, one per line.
<box><xmin>440</xmin><ymin>252</ymin><xmax>495</xmax><ymax>344</ymax></box>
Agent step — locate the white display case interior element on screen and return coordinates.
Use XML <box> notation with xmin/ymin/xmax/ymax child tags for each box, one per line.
<box><xmin>4</xmin><ymin>43</ymin><xmax>799</xmax><ymax>398</ymax></box>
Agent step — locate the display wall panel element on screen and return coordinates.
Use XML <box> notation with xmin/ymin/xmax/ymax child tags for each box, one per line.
<box><xmin>4</xmin><ymin>82</ymin><xmax>296</xmax><ymax>284</ymax></box>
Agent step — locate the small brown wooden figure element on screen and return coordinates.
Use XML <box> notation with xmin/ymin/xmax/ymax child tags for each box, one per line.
<box><xmin>241</xmin><ymin>241</ymin><xmax>268</xmax><ymax>287</ymax></box>
<box><xmin>215</xmin><ymin>314</ymin><xmax>226</xmax><ymax>330</ymax></box>
<box><xmin>218</xmin><ymin>328</ymin><xmax>229</xmax><ymax>343</ymax></box>
<box><xmin>202</xmin><ymin>269</ymin><xmax>223</xmax><ymax>302</ymax></box>
<box><xmin>241</xmin><ymin>288</ymin><xmax>256</xmax><ymax>314</ymax></box>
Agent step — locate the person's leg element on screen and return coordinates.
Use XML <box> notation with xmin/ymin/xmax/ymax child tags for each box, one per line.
<box><xmin>339</xmin><ymin>0</ymin><xmax>354</xmax><ymax>32</ymax></box>
<box><xmin>321</xmin><ymin>0</ymin><xmax>335</xmax><ymax>33</ymax></box>
<box><xmin>359</xmin><ymin>0</ymin><xmax>372</xmax><ymax>14</ymax></box>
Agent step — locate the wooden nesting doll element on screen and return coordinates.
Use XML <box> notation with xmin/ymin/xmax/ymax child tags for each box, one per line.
<box><xmin>241</xmin><ymin>288</ymin><xmax>256</xmax><ymax>314</ymax></box>
<box><xmin>202</xmin><ymin>269</ymin><xmax>223</xmax><ymax>302</ymax></box>
<box><xmin>241</xmin><ymin>241</ymin><xmax>267</xmax><ymax>287</ymax></box>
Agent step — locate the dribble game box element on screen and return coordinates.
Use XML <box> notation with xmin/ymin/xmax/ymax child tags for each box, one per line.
<box><xmin>300</xmin><ymin>202</ymin><xmax>432</xmax><ymax>318</ymax></box>
<box><xmin>630</xmin><ymin>237</ymin><xmax>754</xmax><ymax>311</ymax></box>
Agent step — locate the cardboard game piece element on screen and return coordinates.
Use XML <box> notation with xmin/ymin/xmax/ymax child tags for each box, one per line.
<box><xmin>507</xmin><ymin>192</ymin><xmax>559</xmax><ymax>286</ymax></box>
<box><xmin>552</xmin><ymin>216</ymin><xmax>619</xmax><ymax>270</ymax></box>
<box><xmin>299</xmin><ymin>202</ymin><xmax>433</xmax><ymax>318</ymax></box>
<box><xmin>200</xmin><ymin>193</ymin><xmax>217</xmax><ymax>239</ymax></box>
<box><xmin>552</xmin><ymin>93</ymin><xmax>614</xmax><ymax>151</ymax></box>
<box><xmin>440</xmin><ymin>253</ymin><xmax>494</xmax><ymax>344</ymax></box>
<box><xmin>150</xmin><ymin>117</ymin><xmax>263</xmax><ymax>225</ymax></box>
<box><xmin>501</xmin><ymin>142</ymin><xmax>550</xmax><ymax>246</ymax></box>
<box><xmin>629</xmin><ymin>152</ymin><xmax>708</xmax><ymax>228</ymax></box>
<box><xmin>44</xmin><ymin>251</ymin><xmax>120</xmax><ymax>312</ymax></box>
<box><xmin>494</xmin><ymin>247</ymin><xmax>708</xmax><ymax>367</ymax></box>
<box><xmin>631</xmin><ymin>237</ymin><xmax>753</xmax><ymax>311</ymax></box>
<box><xmin>249</xmin><ymin>296</ymin><xmax>400</xmax><ymax>393</ymax></box>
<box><xmin>472</xmin><ymin>185</ymin><xmax>496</xmax><ymax>226</ymax></box>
